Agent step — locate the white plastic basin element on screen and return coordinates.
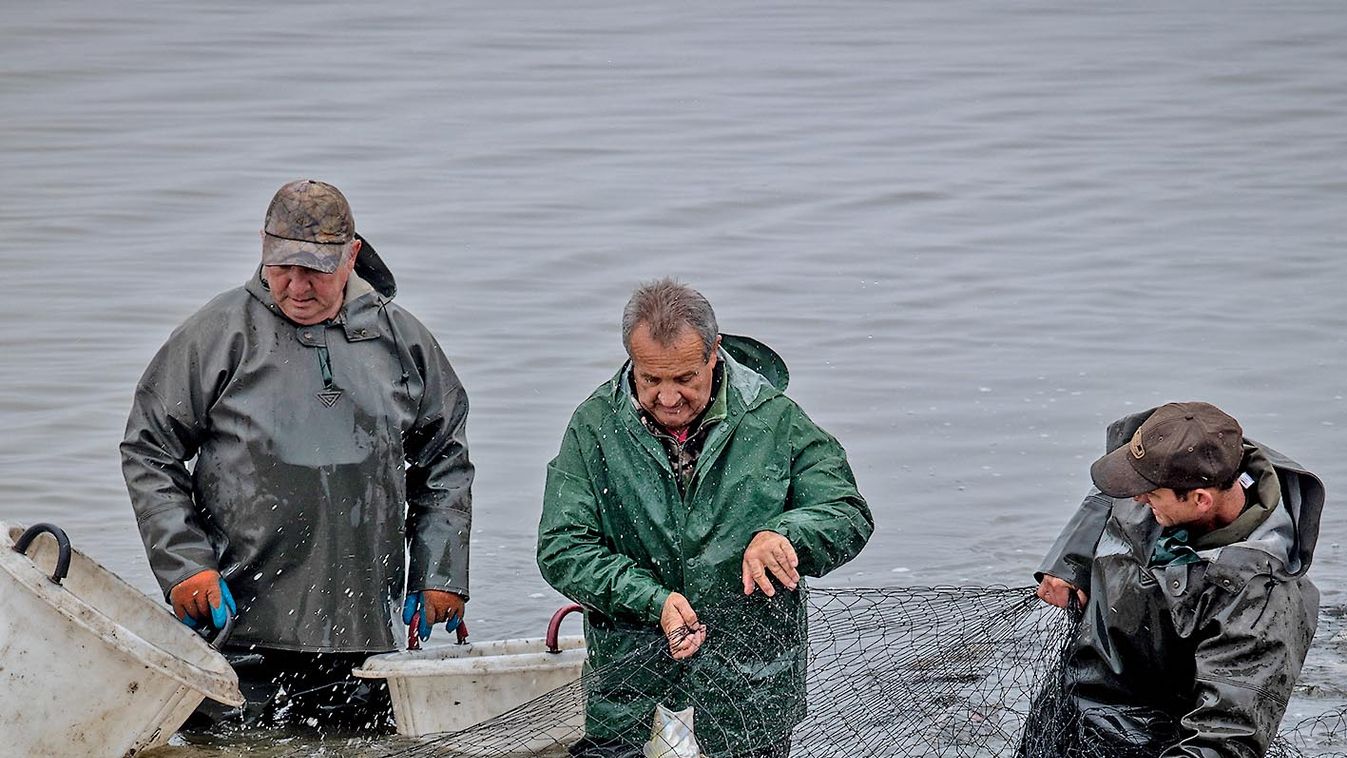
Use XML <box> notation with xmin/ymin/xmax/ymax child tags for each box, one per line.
<box><xmin>0</xmin><ymin>522</ymin><xmax>243</xmax><ymax>757</ymax></box>
<box><xmin>355</xmin><ymin>634</ymin><xmax>587</xmax><ymax>745</ymax></box>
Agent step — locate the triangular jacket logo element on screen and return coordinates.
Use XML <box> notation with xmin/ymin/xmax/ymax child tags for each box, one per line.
<box><xmin>316</xmin><ymin>387</ymin><xmax>343</xmax><ymax>408</ymax></box>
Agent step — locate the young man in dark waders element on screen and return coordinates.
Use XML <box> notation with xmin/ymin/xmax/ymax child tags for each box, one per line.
<box><xmin>537</xmin><ymin>279</ymin><xmax>874</xmax><ymax>757</ymax></box>
<box><xmin>122</xmin><ymin>180</ymin><xmax>473</xmax><ymax>732</ymax></box>
<box><xmin>1029</xmin><ymin>402</ymin><xmax>1324</xmax><ymax>757</ymax></box>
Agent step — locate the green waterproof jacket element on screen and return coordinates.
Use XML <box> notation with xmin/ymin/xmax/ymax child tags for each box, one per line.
<box><xmin>537</xmin><ymin>337</ymin><xmax>873</xmax><ymax>756</ymax></box>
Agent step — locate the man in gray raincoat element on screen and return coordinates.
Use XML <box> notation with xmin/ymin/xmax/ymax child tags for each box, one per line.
<box><xmin>1029</xmin><ymin>402</ymin><xmax>1324</xmax><ymax>757</ymax></box>
<box><xmin>537</xmin><ymin>279</ymin><xmax>873</xmax><ymax>758</ymax></box>
<box><xmin>121</xmin><ymin>179</ymin><xmax>473</xmax><ymax>731</ymax></box>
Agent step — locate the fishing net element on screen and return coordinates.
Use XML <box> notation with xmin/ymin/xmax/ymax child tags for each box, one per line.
<box><xmin>364</xmin><ymin>586</ymin><xmax>1347</xmax><ymax>758</ymax></box>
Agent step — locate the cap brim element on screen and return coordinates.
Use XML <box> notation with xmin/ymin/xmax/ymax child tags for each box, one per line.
<box><xmin>261</xmin><ymin>236</ymin><xmax>343</xmax><ymax>273</ymax></box>
<box><xmin>1089</xmin><ymin>445</ymin><xmax>1159</xmax><ymax>498</ymax></box>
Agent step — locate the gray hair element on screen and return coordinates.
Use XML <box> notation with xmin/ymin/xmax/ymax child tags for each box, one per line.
<box><xmin>621</xmin><ymin>278</ymin><xmax>719</xmax><ymax>360</ymax></box>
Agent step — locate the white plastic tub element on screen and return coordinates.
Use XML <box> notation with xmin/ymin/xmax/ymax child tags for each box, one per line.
<box><xmin>0</xmin><ymin>522</ymin><xmax>243</xmax><ymax>757</ymax></box>
<box><xmin>355</xmin><ymin>618</ymin><xmax>587</xmax><ymax>748</ymax></box>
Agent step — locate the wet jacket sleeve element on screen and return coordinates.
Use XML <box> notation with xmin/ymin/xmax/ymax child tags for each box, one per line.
<box><xmin>1036</xmin><ymin>410</ymin><xmax>1158</xmax><ymax>587</ymax></box>
<box><xmin>762</xmin><ymin>405</ymin><xmax>874</xmax><ymax>578</ymax></box>
<box><xmin>120</xmin><ymin>328</ymin><xmax>221</xmax><ymax>599</ymax></box>
<box><xmin>403</xmin><ymin>332</ymin><xmax>474</xmax><ymax>599</ymax></box>
<box><xmin>1163</xmin><ymin>573</ymin><xmax>1318</xmax><ymax>758</ymax></box>
<box><xmin>1035</xmin><ymin>490</ymin><xmax>1112</xmax><ymax>588</ymax></box>
<box><xmin>537</xmin><ymin>424</ymin><xmax>671</xmax><ymax>625</ymax></box>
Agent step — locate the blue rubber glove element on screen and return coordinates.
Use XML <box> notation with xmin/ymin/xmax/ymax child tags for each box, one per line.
<box><xmin>212</xmin><ymin>579</ymin><xmax>237</xmax><ymax>629</ymax></box>
<box><xmin>402</xmin><ymin>592</ymin><xmax>430</xmax><ymax>640</ymax></box>
<box><xmin>403</xmin><ymin>591</ymin><xmax>463</xmax><ymax>640</ymax></box>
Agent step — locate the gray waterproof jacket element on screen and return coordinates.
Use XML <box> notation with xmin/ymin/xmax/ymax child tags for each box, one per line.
<box><xmin>121</xmin><ymin>244</ymin><xmax>472</xmax><ymax>653</ymax></box>
<box><xmin>1037</xmin><ymin>408</ymin><xmax>1324</xmax><ymax>757</ymax></box>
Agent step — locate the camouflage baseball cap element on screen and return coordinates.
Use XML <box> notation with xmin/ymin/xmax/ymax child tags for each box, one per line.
<box><xmin>261</xmin><ymin>179</ymin><xmax>354</xmax><ymax>273</ymax></box>
<box><xmin>1090</xmin><ymin>402</ymin><xmax>1244</xmax><ymax>498</ymax></box>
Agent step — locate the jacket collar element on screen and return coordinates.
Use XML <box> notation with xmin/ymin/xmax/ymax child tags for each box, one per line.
<box><xmin>609</xmin><ymin>346</ymin><xmax>781</xmax><ymax>420</ymax></box>
<box><xmin>245</xmin><ymin>269</ymin><xmax>389</xmax><ymax>343</ymax></box>
<box><xmin>630</xmin><ymin>361</ymin><xmax>729</xmax><ymax>443</ymax></box>
<box><xmin>604</xmin><ymin>347</ymin><xmax>784</xmax><ymax>490</ymax></box>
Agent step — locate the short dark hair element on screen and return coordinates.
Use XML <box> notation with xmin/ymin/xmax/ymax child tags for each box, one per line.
<box><xmin>1172</xmin><ymin>470</ymin><xmax>1241</xmax><ymax>501</ymax></box>
<box><xmin>621</xmin><ymin>278</ymin><xmax>719</xmax><ymax>361</ymax></box>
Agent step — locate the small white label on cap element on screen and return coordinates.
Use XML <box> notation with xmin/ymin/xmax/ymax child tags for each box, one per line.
<box><xmin>1239</xmin><ymin>471</ymin><xmax>1256</xmax><ymax>489</ymax></box>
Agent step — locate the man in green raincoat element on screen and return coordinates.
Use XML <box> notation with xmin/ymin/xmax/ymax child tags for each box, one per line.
<box><xmin>537</xmin><ymin>279</ymin><xmax>873</xmax><ymax>758</ymax></box>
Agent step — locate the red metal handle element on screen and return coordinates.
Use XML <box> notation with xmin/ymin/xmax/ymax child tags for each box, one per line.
<box><xmin>407</xmin><ymin>613</ymin><xmax>470</xmax><ymax>649</ymax></box>
<box><xmin>407</xmin><ymin>611</ymin><xmax>422</xmax><ymax>651</ymax></box>
<box><xmin>546</xmin><ymin>603</ymin><xmax>584</xmax><ymax>653</ymax></box>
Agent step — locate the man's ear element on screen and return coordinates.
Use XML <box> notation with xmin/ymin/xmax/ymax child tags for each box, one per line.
<box><xmin>1192</xmin><ymin>488</ymin><xmax>1216</xmax><ymax>514</ymax></box>
<box><xmin>343</xmin><ymin>238</ymin><xmax>362</xmax><ymax>273</ymax></box>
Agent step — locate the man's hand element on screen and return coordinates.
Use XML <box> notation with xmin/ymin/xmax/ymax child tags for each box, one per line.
<box><xmin>660</xmin><ymin>592</ymin><xmax>706</xmax><ymax>660</ymax></box>
<box><xmin>170</xmin><ymin>569</ymin><xmax>236</xmax><ymax>630</ymax></box>
<box><xmin>403</xmin><ymin>590</ymin><xmax>466</xmax><ymax>640</ymax></box>
<box><xmin>741</xmin><ymin>530</ymin><xmax>799</xmax><ymax>597</ymax></box>
<box><xmin>423</xmin><ymin>589</ymin><xmax>465</xmax><ymax>629</ymax></box>
<box><xmin>1036</xmin><ymin>575</ymin><xmax>1087</xmax><ymax>609</ymax></box>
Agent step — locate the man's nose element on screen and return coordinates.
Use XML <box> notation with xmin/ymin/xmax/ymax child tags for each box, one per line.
<box><xmin>657</xmin><ymin>389</ymin><xmax>681</xmax><ymax>407</ymax></box>
<box><xmin>286</xmin><ymin>272</ymin><xmax>313</xmax><ymax>293</ymax></box>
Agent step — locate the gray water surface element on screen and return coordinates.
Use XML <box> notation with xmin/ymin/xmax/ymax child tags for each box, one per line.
<box><xmin>3</xmin><ymin>2</ymin><xmax>1346</xmax><ymax>755</ymax></box>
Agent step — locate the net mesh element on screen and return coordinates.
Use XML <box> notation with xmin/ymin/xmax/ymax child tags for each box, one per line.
<box><xmin>355</xmin><ymin>586</ymin><xmax>1347</xmax><ymax>758</ymax></box>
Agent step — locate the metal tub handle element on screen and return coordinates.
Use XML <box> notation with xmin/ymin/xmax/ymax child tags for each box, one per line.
<box><xmin>12</xmin><ymin>523</ymin><xmax>72</xmax><ymax>585</ymax></box>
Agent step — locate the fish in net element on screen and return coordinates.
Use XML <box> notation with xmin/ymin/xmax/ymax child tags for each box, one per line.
<box><xmin>359</xmin><ymin>586</ymin><xmax>1347</xmax><ymax>758</ymax></box>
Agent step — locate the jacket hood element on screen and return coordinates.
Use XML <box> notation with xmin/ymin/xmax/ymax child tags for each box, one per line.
<box><xmin>351</xmin><ymin>234</ymin><xmax>396</xmax><ymax>298</ymax></box>
<box><xmin>721</xmin><ymin>334</ymin><xmax>788</xmax><ymax>391</ymax></box>
<box><xmin>1104</xmin><ymin>407</ymin><xmax>1325</xmax><ymax>575</ymax></box>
